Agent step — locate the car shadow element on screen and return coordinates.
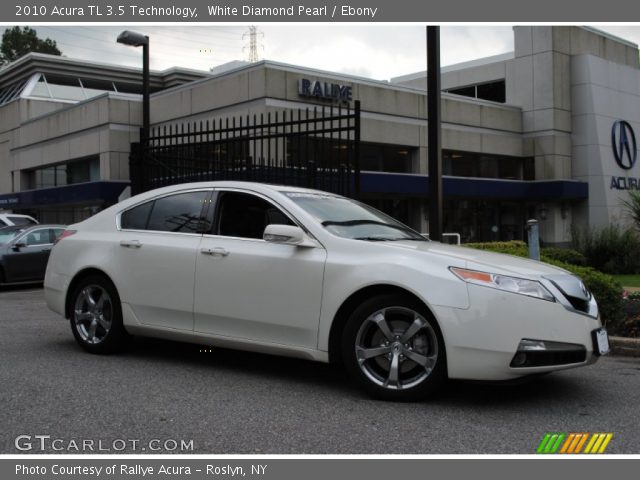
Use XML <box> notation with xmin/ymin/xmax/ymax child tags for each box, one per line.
<box><xmin>103</xmin><ymin>335</ymin><xmax>596</xmax><ymax>406</ymax></box>
<box><xmin>0</xmin><ymin>283</ymin><xmax>43</xmax><ymax>292</ymax></box>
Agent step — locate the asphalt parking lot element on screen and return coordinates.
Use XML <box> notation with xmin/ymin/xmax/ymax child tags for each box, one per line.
<box><xmin>1</xmin><ymin>286</ymin><xmax>639</xmax><ymax>454</ymax></box>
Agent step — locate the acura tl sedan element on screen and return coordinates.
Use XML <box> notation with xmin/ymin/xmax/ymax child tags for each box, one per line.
<box><xmin>44</xmin><ymin>182</ymin><xmax>608</xmax><ymax>401</ymax></box>
<box><xmin>1</xmin><ymin>224</ymin><xmax>66</xmax><ymax>285</ymax></box>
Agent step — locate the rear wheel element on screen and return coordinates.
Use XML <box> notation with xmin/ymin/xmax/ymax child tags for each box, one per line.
<box><xmin>342</xmin><ymin>294</ymin><xmax>447</xmax><ymax>401</ymax></box>
<box><xmin>69</xmin><ymin>275</ymin><xmax>127</xmax><ymax>354</ymax></box>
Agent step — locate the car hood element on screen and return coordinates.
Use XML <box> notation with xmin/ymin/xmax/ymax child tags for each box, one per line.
<box><xmin>386</xmin><ymin>240</ymin><xmax>569</xmax><ymax>279</ymax></box>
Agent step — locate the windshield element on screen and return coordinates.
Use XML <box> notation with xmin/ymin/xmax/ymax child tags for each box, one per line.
<box><xmin>0</xmin><ymin>229</ymin><xmax>23</xmax><ymax>245</ymax></box>
<box><xmin>284</xmin><ymin>192</ymin><xmax>426</xmax><ymax>242</ymax></box>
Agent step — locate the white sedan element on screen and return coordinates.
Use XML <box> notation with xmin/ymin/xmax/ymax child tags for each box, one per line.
<box><xmin>44</xmin><ymin>181</ymin><xmax>608</xmax><ymax>401</ymax></box>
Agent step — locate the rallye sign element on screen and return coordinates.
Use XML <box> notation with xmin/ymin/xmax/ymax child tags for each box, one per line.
<box><xmin>298</xmin><ymin>78</ymin><xmax>353</xmax><ymax>103</ymax></box>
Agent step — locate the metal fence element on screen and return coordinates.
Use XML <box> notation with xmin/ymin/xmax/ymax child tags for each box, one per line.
<box><xmin>129</xmin><ymin>101</ymin><xmax>361</xmax><ymax>197</ymax></box>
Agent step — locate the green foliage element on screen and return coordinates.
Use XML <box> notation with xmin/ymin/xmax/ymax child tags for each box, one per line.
<box><xmin>571</xmin><ymin>224</ymin><xmax>640</xmax><ymax>274</ymax></box>
<box><xmin>622</xmin><ymin>190</ymin><xmax>640</xmax><ymax>232</ymax></box>
<box><xmin>464</xmin><ymin>240</ymin><xmax>625</xmax><ymax>328</ymax></box>
<box><xmin>611</xmin><ymin>274</ymin><xmax>640</xmax><ymax>288</ymax></box>
<box><xmin>620</xmin><ymin>292</ymin><xmax>640</xmax><ymax>338</ymax></box>
<box><xmin>465</xmin><ymin>240</ymin><xmax>528</xmax><ymax>257</ymax></box>
<box><xmin>540</xmin><ymin>247</ymin><xmax>587</xmax><ymax>266</ymax></box>
<box><xmin>0</xmin><ymin>26</ymin><xmax>61</xmax><ymax>64</ymax></box>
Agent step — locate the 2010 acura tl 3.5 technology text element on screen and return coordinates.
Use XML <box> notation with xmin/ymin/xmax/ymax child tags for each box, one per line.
<box><xmin>44</xmin><ymin>182</ymin><xmax>609</xmax><ymax>400</ymax></box>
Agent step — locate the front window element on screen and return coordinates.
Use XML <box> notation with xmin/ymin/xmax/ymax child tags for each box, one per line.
<box><xmin>24</xmin><ymin>229</ymin><xmax>53</xmax><ymax>246</ymax></box>
<box><xmin>215</xmin><ymin>191</ymin><xmax>294</xmax><ymax>239</ymax></box>
<box><xmin>284</xmin><ymin>192</ymin><xmax>426</xmax><ymax>242</ymax></box>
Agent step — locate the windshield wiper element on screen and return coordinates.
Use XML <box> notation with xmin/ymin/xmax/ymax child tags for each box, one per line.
<box><xmin>353</xmin><ymin>236</ymin><xmax>394</xmax><ymax>241</ymax></box>
<box><xmin>322</xmin><ymin>219</ymin><xmax>425</xmax><ymax>240</ymax></box>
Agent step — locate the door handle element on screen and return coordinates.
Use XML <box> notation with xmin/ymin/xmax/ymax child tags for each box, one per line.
<box><xmin>200</xmin><ymin>247</ymin><xmax>229</xmax><ymax>257</ymax></box>
<box><xmin>120</xmin><ymin>240</ymin><xmax>142</xmax><ymax>249</ymax></box>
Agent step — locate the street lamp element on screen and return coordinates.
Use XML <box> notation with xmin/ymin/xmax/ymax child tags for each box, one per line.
<box><xmin>117</xmin><ymin>30</ymin><xmax>150</xmax><ymax>145</ymax></box>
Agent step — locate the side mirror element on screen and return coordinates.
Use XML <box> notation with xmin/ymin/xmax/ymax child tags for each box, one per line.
<box><xmin>12</xmin><ymin>242</ymin><xmax>26</xmax><ymax>251</ymax></box>
<box><xmin>263</xmin><ymin>224</ymin><xmax>313</xmax><ymax>247</ymax></box>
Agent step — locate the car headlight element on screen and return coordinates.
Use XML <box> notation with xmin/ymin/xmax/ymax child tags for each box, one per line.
<box><xmin>449</xmin><ymin>267</ymin><xmax>555</xmax><ymax>302</ymax></box>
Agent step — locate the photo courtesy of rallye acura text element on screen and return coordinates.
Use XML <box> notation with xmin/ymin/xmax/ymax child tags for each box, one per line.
<box><xmin>44</xmin><ymin>181</ymin><xmax>609</xmax><ymax>401</ymax></box>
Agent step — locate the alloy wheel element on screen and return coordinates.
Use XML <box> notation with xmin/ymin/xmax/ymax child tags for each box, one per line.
<box><xmin>354</xmin><ymin>306</ymin><xmax>438</xmax><ymax>390</ymax></box>
<box><xmin>73</xmin><ymin>285</ymin><xmax>113</xmax><ymax>345</ymax></box>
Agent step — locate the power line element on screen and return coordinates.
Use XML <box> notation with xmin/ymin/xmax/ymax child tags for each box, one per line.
<box><xmin>35</xmin><ymin>27</ymin><xmax>236</xmax><ymax>65</ymax></box>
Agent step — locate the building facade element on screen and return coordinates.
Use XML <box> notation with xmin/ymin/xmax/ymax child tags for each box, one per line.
<box><xmin>0</xmin><ymin>26</ymin><xmax>639</xmax><ymax>245</ymax></box>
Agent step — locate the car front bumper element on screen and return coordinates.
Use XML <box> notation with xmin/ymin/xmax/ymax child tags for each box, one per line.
<box><xmin>433</xmin><ymin>283</ymin><xmax>603</xmax><ymax>381</ymax></box>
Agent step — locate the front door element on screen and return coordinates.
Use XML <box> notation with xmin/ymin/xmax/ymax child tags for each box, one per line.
<box><xmin>193</xmin><ymin>190</ymin><xmax>326</xmax><ymax>349</ymax></box>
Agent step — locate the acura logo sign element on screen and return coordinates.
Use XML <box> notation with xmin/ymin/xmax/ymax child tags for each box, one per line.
<box><xmin>611</xmin><ymin>120</ymin><xmax>637</xmax><ymax>170</ymax></box>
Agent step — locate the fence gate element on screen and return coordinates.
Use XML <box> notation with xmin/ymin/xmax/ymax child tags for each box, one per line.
<box><xmin>129</xmin><ymin>100</ymin><xmax>360</xmax><ymax>197</ymax></box>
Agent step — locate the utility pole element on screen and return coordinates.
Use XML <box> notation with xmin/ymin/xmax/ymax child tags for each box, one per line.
<box><xmin>427</xmin><ymin>26</ymin><xmax>443</xmax><ymax>242</ymax></box>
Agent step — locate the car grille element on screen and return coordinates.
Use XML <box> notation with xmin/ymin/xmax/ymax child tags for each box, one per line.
<box><xmin>544</xmin><ymin>274</ymin><xmax>592</xmax><ymax>315</ymax></box>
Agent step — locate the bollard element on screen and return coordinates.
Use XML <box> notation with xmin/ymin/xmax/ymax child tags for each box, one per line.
<box><xmin>527</xmin><ymin>219</ymin><xmax>540</xmax><ymax>261</ymax></box>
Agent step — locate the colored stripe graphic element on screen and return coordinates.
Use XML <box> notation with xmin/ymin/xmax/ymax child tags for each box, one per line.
<box><xmin>537</xmin><ymin>433</ymin><xmax>612</xmax><ymax>454</ymax></box>
<box><xmin>536</xmin><ymin>433</ymin><xmax>565</xmax><ymax>454</ymax></box>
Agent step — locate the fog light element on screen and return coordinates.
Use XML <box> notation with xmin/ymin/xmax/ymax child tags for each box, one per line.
<box><xmin>510</xmin><ymin>338</ymin><xmax>586</xmax><ymax>368</ymax></box>
<box><xmin>511</xmin><ymin>352</ymin><xmax>527</xmax><ymax>367</ymax></box>
<box><xmin>518</xmin><ymin>339</ymin><xmax>546</xmax><ymax>351</ymax></box>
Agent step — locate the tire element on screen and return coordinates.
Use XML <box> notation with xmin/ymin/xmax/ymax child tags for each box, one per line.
<box><xmin>69</xmin><ymin>275</ymin><xmax>127</xmax><ymax>354</ymax></box>
<box><xmin>341</xmin><ymin>294</ymin><xmax>447</xmax><ymax>401</ymax></box>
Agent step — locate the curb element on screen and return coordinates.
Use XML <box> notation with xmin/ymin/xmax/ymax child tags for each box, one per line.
<box><xmin>609</xmin><ymin>336</ymin><xmax>640</xmax><ymax>357</ymax></box>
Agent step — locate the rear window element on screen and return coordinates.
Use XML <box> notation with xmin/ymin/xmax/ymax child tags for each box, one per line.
<box><xmin>120</xmin><ymin>191</ymin><xmax>210</xmax><ymax>233</ymax></box>
<box><xmin>8</xmin><ymin>216</ymin><xmax>37</xmax><ymax>226</ymax></box>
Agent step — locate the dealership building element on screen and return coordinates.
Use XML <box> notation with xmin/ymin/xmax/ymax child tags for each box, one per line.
<box><xmin>0</xmin><ymin>25</ymin><xmax>639</xmax><ymax>245</ymax></box>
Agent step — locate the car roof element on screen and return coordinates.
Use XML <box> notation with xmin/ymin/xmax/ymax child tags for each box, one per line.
<box><xmin>141</xmin><ymin>181</ymin><xmax>343</xmax><ymax>197</ymax></box>
<box><xmin>0</xmin><ymin>224</ymin><xmax>64</xmax><ymax>232</ymax></box>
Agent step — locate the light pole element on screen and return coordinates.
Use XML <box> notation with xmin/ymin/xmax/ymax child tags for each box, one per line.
<box><xmin>427</xmin><ymin>26</ymin><xmax>443</xmax><ymax>242</ymax></box>
<box><xmin>117</xmin><ymin>30</ymin><xmax>150</xmax><ymax>145</ymax></box>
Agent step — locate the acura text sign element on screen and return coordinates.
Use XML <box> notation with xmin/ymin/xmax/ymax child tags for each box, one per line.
<box><xmin>298</xmin><ymin>78</ymin><xmax>353</xmax><ymax>103</ymax></box>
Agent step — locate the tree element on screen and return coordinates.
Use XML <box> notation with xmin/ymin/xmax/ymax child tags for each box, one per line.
<box><xmin>623</xmin><ymin>190</ymin><xmax>640</xmax><ymax>231</ymax></box>
<box><xmin>0</xmin><ymin>26</ymin><xmax>61</xmax><ymax>65</ymax></box>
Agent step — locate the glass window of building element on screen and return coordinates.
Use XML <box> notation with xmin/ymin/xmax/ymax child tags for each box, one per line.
<box><xmin>446</xmin><ymin>80</ymin><xmax>506</xmax><ymax>103</ymax></box>
<box><xmin>443</xmin><ymin>150</ymin><xmax>533</xmax><ymax>181</ymax></box>
<box><xmin>28</xmin><ymin>156</ymin><xmax>100</xmax><ymax>189</ymax></box>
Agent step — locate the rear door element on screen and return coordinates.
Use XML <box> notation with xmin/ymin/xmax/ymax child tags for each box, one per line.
<box><xmin>193</xmin><ymin>189</ymin><xmax>327</xmax><ymax>348</ymax></box>
<box><xmin>112</xmin><ymin>189</ymin><xmax>212</xmax><ymax>331</ymax></box>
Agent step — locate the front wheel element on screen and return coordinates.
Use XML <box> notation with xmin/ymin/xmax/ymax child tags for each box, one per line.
<box><xmin>342</xmin><ymin>294</ymin><xmax>447</xmax><ymax>401</ymax></box>
<box><xmin>69</xmin><ymin>275</ymin><xmax>127</xmax><ymax>354</ymax></box>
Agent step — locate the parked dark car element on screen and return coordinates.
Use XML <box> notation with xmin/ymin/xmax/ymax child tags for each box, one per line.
<box><xmin>0</xmin><ymin>224</ymin><xmax>66</xmax><ymax>285</ymax></box>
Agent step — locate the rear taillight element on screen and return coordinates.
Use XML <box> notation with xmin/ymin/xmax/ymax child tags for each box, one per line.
<box><xmin>54</xmin><ymin>229</ymin><xmax>77</xmax><ymax>244</ymax></box>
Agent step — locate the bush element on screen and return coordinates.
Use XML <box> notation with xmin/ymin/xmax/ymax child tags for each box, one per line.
<box><xmin>541</xmin><ymin>247</ymin><xmax>587</xmax><ymax>266</ymax></box>
<box><xmin>571</xmin><ymin>224</ymin><xmax>640</xmax><ymax>274</ymax></box>
<box><xmin>465</xmin><ymin>240</ymin><xmax>528</xmax><ymax>257</ymax></box>
<box><xmin>620</xmin><ymin>291</ymin><xmax>640</xmax><ymax>338</ymax></box>
<box><xmin>464</xmin><ymin>240</ymin><xmax>624</xmax><ymax>328</ymax></box>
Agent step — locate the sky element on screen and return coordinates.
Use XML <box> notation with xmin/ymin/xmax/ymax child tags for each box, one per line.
<box><xmin>24</xmin><ymin>25</ymin><xmax>640</xmax><ymax>82</ymax></box>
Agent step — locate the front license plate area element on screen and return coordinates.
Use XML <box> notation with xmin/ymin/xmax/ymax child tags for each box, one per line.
<box><xmin>592</xmin><ymin>328</ymin><xmax>609</xmax><ymax>356</ymax></box>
